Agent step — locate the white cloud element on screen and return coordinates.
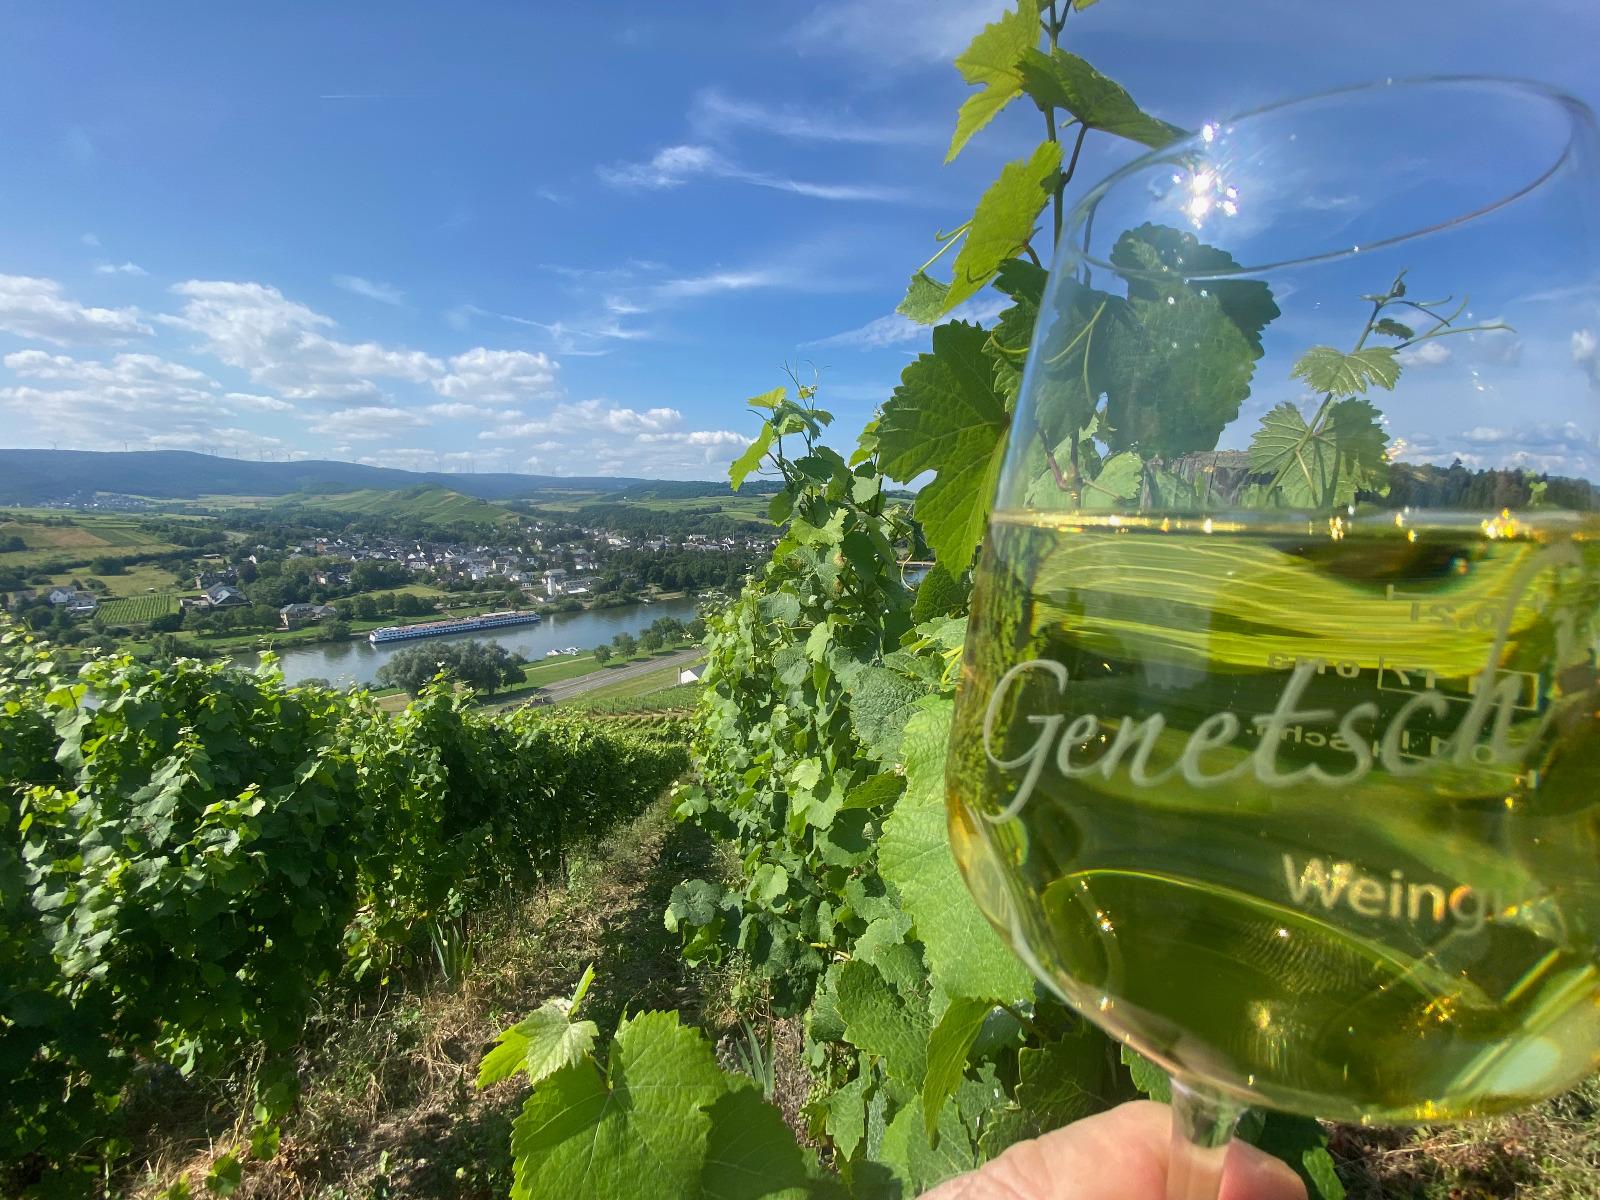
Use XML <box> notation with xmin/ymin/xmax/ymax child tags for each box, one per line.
<box><xmin>637</xmin><ymin>429</ymin><xmax>749</xmax><ymax>447</ymax></box>
<box><xmin>1573</xmin><ymin>328</ymin><xmax>1599</xmax><ymax>387</ymax></box>
<box><xmin>0</xmin><ymin>349</ymin><xmax>302</xmax><ymax>454</ymax></box>
<box><xmin>166</xmin><ymin>279</ymin><xmax>442</xmax><ymax>402</ymax></box>
<box><xmin>688</xmin><ymin>89</ymin><xmax>937</xmax><ymax>146</ymax></box>
<box><xmin>436</xmin><ymin>348</ymin><xmax>561</xmax><ymax>403</ymax></box>
<box><xmin>5</xmin><ymin>349</ymin><xmax>212</xmax><ymax>388</ymax></box>
<box><xmin>225</xmin><ymin>391</ymin><xmax>296</xmax><ymax>413</ymax></box>
<box><xmin>1400</xmin><ymin>340</ymin><xmax>1452</xmax><ymax>367</ymax></box>
<box><xmin>94</xmin><ymin>261</ymin><xmax>148</xmax><ymax>277</ymax></box>
<box><xmin>332</xmin><ymin>274</ymin><xmax>405</xmax><ymax>305</ymax></box>
<box><xmin>479</xmin><ymin>400</ymin><xmax>680</xmax><ymax>441</ymax></box>
<box><xmin>598</xmin><ymin>142</ymin><xmax>906</xmax><ymax>202</ymax></box>
<box><xmin>0</xmin><ymin>275</ymin><xmax>152</xmax><ymax>345</ymax></box>
<box><xmin>81</xmin><ymin>232</ymin><xmax>101</xmax><ymax>248</ymax></box>
<box><xmin>308</xmin><ymin>405</ymin><xmax>428</xmax><ymax>441</ymax></box>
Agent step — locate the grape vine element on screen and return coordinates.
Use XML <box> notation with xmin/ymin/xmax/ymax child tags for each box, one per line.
<box><xmin>0</xmin><ymin>627</ymin><xmax>688</xmax><ymax>1195</ymax></box>
<box><xmin>490</xmin><ymin>3</ymin><xmax>1347</xmax><ymax>1197</ymax></box>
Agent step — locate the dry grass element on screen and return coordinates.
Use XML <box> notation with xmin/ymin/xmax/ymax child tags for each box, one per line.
<box><xmin>122</xmin><ymin>795</ymin><xmax>719</xmax><ymax>1200</ymax></box>
<box><xmin>1332</xmin><ymin>1076</ymin><xmax>1600</xmax><ymax>1199</ymax></box>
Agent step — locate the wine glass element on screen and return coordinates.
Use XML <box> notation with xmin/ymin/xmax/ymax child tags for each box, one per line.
<box><xmin>946</xmin><ymin>77</ymin><xmax>1600</xmax><ymax>1200</ymax></box>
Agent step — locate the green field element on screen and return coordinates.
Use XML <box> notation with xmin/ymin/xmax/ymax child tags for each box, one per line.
<box><xmin>278</xmin><ymin>486</ymin><xmax>515</xmax><ymax>527</ymax></box>
<box><xmin>0</xmin><ymin>513</ymin><xmax>179</xmax><ymax>568</ymax></box>
<box><xmin>98</xmin><ymin>592</ymin><xmax>178</xmax><ymax>625</ymax></box>
<box><xmin>44</xmin><ymin>562</ymin><xmax>185</xmax><ymax>597</ymax></box>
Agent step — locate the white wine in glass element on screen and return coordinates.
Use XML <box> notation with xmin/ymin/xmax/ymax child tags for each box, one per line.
<box><xmin>945</xmin><ymin>78</ymin><xmax>1600</xmax><ymax>1200</ymax></box>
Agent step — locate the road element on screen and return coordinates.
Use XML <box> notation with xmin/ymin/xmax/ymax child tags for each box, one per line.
<box><xmin>532</xmin><ymin>646</ymin><xmax>704</xmax><ymax>705</ymax></box>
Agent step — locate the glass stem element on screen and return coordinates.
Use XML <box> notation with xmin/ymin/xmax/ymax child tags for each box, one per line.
<box><xmin>1165</xmin><ymin>1078</ymin><xmax>1244</xmax><ymax>1200</ymax></box>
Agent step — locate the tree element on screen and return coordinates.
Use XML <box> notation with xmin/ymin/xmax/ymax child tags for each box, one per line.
<box><xmin>323</xmin><ymin>618</ymin><xmax>351</xmax><ymax>641</ymax></box>
<box><xmin>353</xmin><ymin>594</ymin><xmax>379</xmax><ymax>620</ymax></box>
<box><xmin>90</xmin><ymin>557</ymin><xmax>125</xmax><ymax>576</ymax></box>
<box><xmin>394</xmin><ymin>592</ymin><xmax>428</xmax><ymax>616</ymax></box>
<box><xmin>638</xmin><ymin>629</ymin><xmax>664</xmax><ymax>653</ymax></box>
<box><xmin>149</xmin><ymin>612</ymin><xmax>183</xmax><ymax>633</ymax></box>
<box><xmin>374</xmin><ymin>638</ymin><xmax>527</xmax><ymax>697</ymax></box>
<box><xmin>592</xmin><ymin>644</ymin><xmax>612</xmax><ymax>666</ymax></box>
<box><xmin>612</xmin><ymin>632</ymin><xmax>637</xmax><ymax>659</ymax></box>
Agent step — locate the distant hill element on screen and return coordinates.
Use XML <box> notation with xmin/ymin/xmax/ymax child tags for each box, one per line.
<box><xmin>0</xmin><ymin>449</ymin><xmax>681</xmax><ymax>504</ymax></box>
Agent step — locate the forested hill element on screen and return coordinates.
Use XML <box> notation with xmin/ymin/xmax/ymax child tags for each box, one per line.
<box><xmin>0</xmin><ymin>448</ymin><xmax>743</xmax><ymax>504</ymax></box>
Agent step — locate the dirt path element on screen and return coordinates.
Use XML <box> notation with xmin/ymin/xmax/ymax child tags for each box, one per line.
<box><xmin>141</xmin><ymin>796</ymin><xmax>715</xmax><ymax>1200</ymax></box>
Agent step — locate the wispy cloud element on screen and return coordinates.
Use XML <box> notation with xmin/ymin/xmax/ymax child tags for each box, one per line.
<box><xmin>688</xmin><ymin>88</ymin><xmax>937</xmax><ymax>146</ymax></box>
<box><xmin>598</xmin><ymin>143</ymin><xmax>906</xmax><ymax>202</ymax></box>
<box><xmin>449</xmin><ymin>302</ymin><xmax>648</xmax><ymax>354</ymax></box>
<box><xmin>804</xmin><ymin>295</ymin><xmax>1009</xmax><ymax>350</ymax></box>
<box><xmin>333</xmin><ymin>274</ymin><xmax>405</xmax><ymax>305</ymax></box>
<box><xmin>792</xmin><ymin>0</ymin><xmax>1007</xmax><ymax>68</ymax></box>
<box><xmin>94</xmin><ymin>261</ymin><xmax>147</xmax><ymax>277</ymax></box>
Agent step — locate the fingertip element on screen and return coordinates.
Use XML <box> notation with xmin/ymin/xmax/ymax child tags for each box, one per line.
<box><xmin>1220</xmin><ymin>1138</ymin><xmax>1310</xmax><ymax>1200</ymax></box>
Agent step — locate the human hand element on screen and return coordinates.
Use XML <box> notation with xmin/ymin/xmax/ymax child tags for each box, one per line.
<box><xmin>919</xmin><ymin>1101</ymin><xmax>1308</xmax><ymax>1200</ymax></box>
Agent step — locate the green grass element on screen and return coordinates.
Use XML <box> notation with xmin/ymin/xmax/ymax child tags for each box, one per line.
<box><xmin>557</xmin><ymin>657</ymin><xmax>701</xmax><ymax>706</ymax></box>
<box><xmin>98</xmin><ymin>592</ymin><xmax>177</xmax><ymax>625</ymax></box>
<box><xmin>46</xmin><ymin>563</ymin><xmax>183</xmax><ymax>598</ymax></box>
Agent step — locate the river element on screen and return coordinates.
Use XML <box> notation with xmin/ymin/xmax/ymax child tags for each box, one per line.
<box><xmin>233</xmin><ymin>595</ymin><xmax>706</xmax><ymax>689</ymax></box>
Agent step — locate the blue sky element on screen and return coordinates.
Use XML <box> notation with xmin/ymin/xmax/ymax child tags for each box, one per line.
<box><xmin>2</xmin><ymin>1</ymin><xmax>1598</xmax><ymax>480</ymax></box>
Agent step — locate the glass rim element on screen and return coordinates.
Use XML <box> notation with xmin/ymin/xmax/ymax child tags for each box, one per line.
<box><xmin>1064</xmin><ymin>75</ymin><xmax>1595</xmax><ymax>280</ymax></box>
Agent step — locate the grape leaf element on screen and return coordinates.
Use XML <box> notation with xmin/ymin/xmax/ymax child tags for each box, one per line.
<box><xmin>988</xmin><ymin>259</ymin><xmax>1047</xmax><ymax>407</ymax></box>
<box><xmin>943</xmin><ymin>141</ymin><xmax>1062</xmax><ymax>315</ymax></box>
<box><xmin>730</xmin><ymin>425</ymin><xmax>774</xmax><ymax>492</ymax></box>
<box><xmin>1247</xmin><ymin>403</ymin><xmax>1336</xmax><ymax>508</ymax></box>
<box><xmin>898</xmin><ymin>271</ymin><xmax>952</xmax><ymax>323</ymax></box>
<box><xmin>665</xmin><ymin>876</ymin><xmax>723</xmax><ymax>934</ymax></box>
<box><xmin>1323</xmin><ymin>397</ymin><xmax>1389</xmax><ymax>503</ymax></box>
<box><xmin>879</xmin><ymin>1095</ymin><xmax>977</xmax><ymax>1194</ymax></box>
<box><xmin>509</xmin><ymin>1011</ymin><xmax>726</xmax><ymax>1200</ymax></box>
<box><xmin>879</xmin><ymin>700</ymin><xmax>1034</xmax><ymax>1004</ymax></box>
<box><xmin>876</xmin><ymin>322</ymin><xmax>1009</xmax><ymax>572</ymax></box>
<box><xmin>947</xmin><ymin>1</ymin><xmax>1037</xmax><ymax>162</ymax></box>
<box><xmin>1109</xmin><ymin>223</ymin><xmax>1280</xmax><ymax>355</ymax></box>
<box><xmin>478</xmin><ymin>1001</ymin><xmax>600</xmax><ymax>1090</ymax></box>
<box><xmin>1248</xmin><ymin>398</ymin><xmax>1388</xmax><ymax>508</ymax></box>
<box><xmin>909</xmin><ymin>562</ymin><xmax>968</xmax><ymax>624</ymax></box>
<box><xmin>1118</xmin><ymin>1045</ymin><xmax>1172</xmax><ymax>1103</ymax></box>
<box><xmin>1372</xmin><ymin>317</ymin><xmax>1414</xmax><ymax>340</ymax></box>
<box><xmin>1016</xmin><ymin>1031</ymin><xmax>1114</xmax><ymax>1127</ymax></box>
<box><xmin>821</xmin><ymin>1072</ymin><xmax>871</xmax><ymax>1160</ymax></box>
<box><xmin>847</xmin><ymin>667</ymin><xmax>932</xmax><ymax>763</ymax></box>
<box><xmin>701</xmin><ymin>1085</ymin><xmax>815</xmax><ymax>1200</ymax></box>
<box><xmin>922</xmin><ymin>998</ymin><xmax>994</xmax><ymax>1139</ymax></box>
<box><xmin>1099</xmin><ymin>287</ymin><xmax>1259</xmax><ymax>459</ymax></box>
<box><xmin>1016</xmin><ymin>49</ymin><xmax>1184</xmax><ymax>148</ymax></box>
<box><xmin>1290</xmin><ymin>345</ymin><xmax>1401</xmax><ymax>396</ymax></box>
<box><xmin>1080</xmin><ymin>451</ymin><xmax>1143</xmax><ymax>508</ymax></box>
<box><xmin>834</xmin><ymin>959</ymin><xmax>930</xmax><ymax>1086</ymax></box>
<box><xmin>1245</xmin><ymin>1112</ymin><xmax>1347</xmax><ymax>1200</ymax></box>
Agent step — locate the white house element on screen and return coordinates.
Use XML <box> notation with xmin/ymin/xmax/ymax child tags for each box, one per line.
<box><xmin>677</xmin><ymin>664</ymin><xmax>704</xmax><ymax>685</ymax></box>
